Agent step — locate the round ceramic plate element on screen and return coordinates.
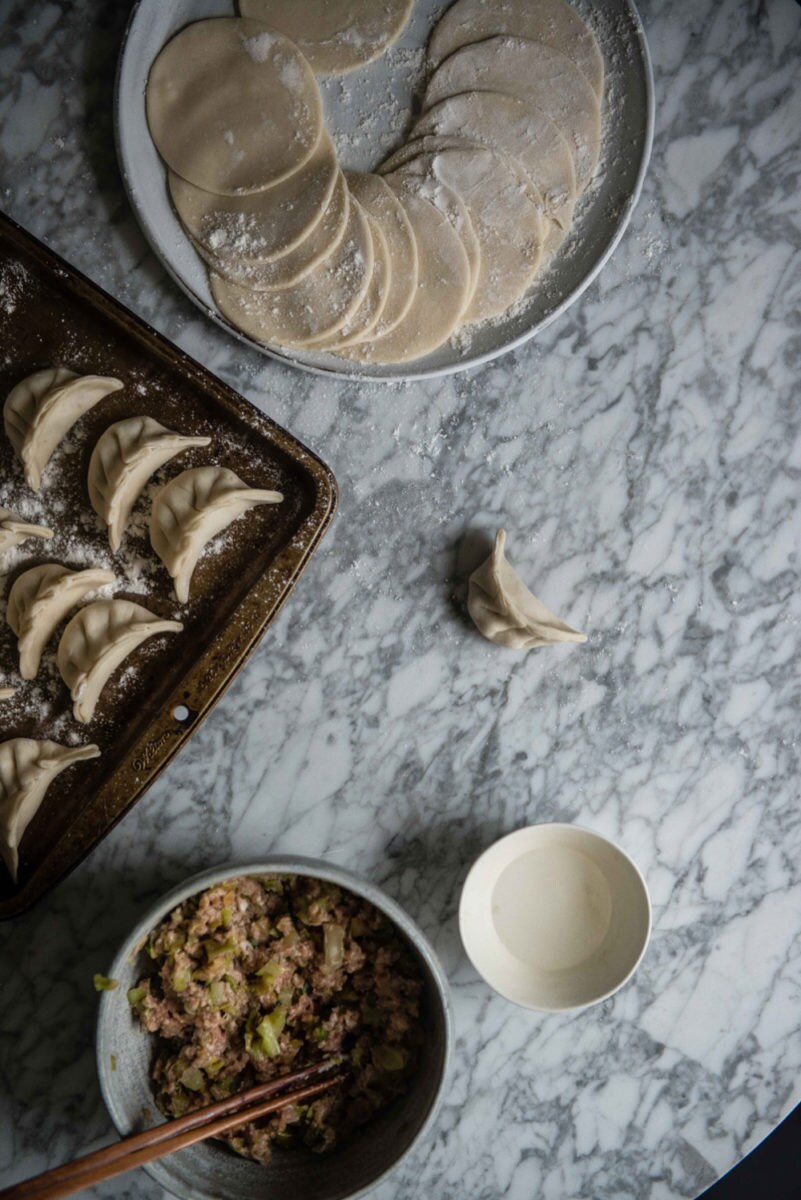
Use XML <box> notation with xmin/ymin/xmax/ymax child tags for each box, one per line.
<box><xmin>115</xmin><ymin>0</ymin><xmax>653</xmax><ymax>381</ymax></box>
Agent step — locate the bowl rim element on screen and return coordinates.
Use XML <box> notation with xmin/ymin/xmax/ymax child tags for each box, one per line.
<box><xmin>96</xmin><ymin>856</ymin><xmax>454</xmax><ymax>1200</ymax></box>
<box><xmin>458</xmin><ymin>823</ymin><xmax>652</xmax><ymax>1013</ymax></box>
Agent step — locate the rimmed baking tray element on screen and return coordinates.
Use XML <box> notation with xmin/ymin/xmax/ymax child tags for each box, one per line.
<box><xmin>0</xmin><ymin>211</ymin><xmax>337</xmax><ymax>919</ymax></box>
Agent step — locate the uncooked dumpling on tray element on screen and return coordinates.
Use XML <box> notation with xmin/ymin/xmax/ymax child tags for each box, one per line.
<box><xmin>0</xmin><ymin>739</ymin><xmax>100</xmax><ymax>882</ymax></box>
<box><xmin>4</xmin><ymin>368</ymin><xmax>122</xmax><ymax>491</ymax></box>
<box><xmin>88</xmin><ymin>416</ymin><xmax>211</xmax><ymax>552</ymax></box>
<box><xmin>0</xmin><ymin>506</ymin><xmax>53</xmax><ymax>553</ymax></box>
<box><xmin>57</xmin><ymin>600</ymin><xmax>184</xmax><ymax>724</ymax></box>
<box><xmin>150</xmin><ymin>466</ymin><xmax>283</xmax><ymax>603</ymax></box>
<box><xmin>468</xmin><ymin>529</ymin><xmax>587</xmax><ymax>650</ymax></box>
<box><xmin>7</xmin><ymin>564</ymin><xmax>116</xmax><ymax>680</ymax></box>
<box><xmin>237</xmin><ymin>0</ymin><xmax>415</xmax><ymax>74</ymax></box>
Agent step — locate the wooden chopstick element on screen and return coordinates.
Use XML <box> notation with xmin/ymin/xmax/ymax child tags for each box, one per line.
<box><xmin>0</xmin><ymin>1060</ymin><xmax>345</xmax><ymax>1200</ymax></box>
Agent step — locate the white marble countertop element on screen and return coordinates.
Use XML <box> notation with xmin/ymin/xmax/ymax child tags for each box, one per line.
<box><xmin>1</xmin><ymin>1</ymin><xmax>801</xmax><ymax>1197</ymax></box>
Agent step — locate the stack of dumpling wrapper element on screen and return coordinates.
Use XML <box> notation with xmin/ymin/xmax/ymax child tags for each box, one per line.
<box><xmin>146</xmin><ymin>0</ymin><xmax>604</xmax><ymax>365</ymax></box>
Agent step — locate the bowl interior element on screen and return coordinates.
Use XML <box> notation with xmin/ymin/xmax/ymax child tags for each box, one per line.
<box><xmin>97</xmin><ymin>860</ymin><xmax>451</xmax><ymax>1200</ymax></box>
<box><xmin>459</xmin><ymin>825</ymin><xmax>651</xmax><ymax>1011</ymax></box>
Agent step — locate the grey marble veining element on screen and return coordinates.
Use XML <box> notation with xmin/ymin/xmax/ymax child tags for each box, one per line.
<box><xmin>1</xmin><ymin>1</ymin><xmax>801</xmax><ymax>1197</ymax></box>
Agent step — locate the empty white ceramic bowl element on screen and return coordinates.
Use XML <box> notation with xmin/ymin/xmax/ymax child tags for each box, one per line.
<box><xmin>459</xmin><ymin>824</ymin><xmax>651</xmax><ymax>1011</ymax></box>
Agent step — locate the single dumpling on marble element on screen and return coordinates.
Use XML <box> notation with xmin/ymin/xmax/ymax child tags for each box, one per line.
<box><xmin>467</xmin><ymin>528</ymin><xmax>587</xmax><ymax>650</ymax></box>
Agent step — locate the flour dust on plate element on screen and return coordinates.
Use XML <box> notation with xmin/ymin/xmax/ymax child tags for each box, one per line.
<box><xmin>115</xmin><ymin>0</ymin><xmax>654</xmax><ymax>379</ymax></box>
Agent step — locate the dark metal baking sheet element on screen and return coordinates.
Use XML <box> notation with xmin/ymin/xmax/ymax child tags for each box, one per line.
<box><xmin>0</xmin><ymin>211</ymin><xmax>337</xmax><ymax>919</ymax></box>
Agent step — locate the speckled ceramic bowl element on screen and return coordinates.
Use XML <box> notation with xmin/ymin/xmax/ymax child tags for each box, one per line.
<box><xmin>96</xmin><ymin>858</ymin><xmax>452</xmax><ymax>1200</ymax></box>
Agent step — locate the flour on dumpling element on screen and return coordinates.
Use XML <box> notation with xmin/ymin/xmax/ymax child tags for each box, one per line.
<box><xmin>0</xmin><ymin>506</ymin><xmax>53</xmax><ymax>553</ymax></box>
<box><xmin>7</xmin><ymin>564</ymin><xmax>116</xmax><ymax>680</ymax></box>
<box><xmin>57</xmin><ymin>600</ymin><xmax>183</xmax><ymax>724</ymax></box>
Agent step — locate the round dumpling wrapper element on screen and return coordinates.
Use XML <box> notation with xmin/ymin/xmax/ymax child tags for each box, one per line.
<box><xmin>167</xmin><ymin>133</ymin><xmax>338</xmax><ymax>265</ymax></box>
<box><xmin>345</xmin><ymin>171</ymin><xmax>419</xmax><ymax>338</ymax></box>
<box><xmin>423</xmin><ymin>36</ymin><xmax>601</xmax><ymax>191</ymax></box>
<box><xmin>384</xmin><ymin>92</ymin><xmax>576</xmax><ymax>232</ymax></box>
<box><xmin>146</xmin><ymin>18</ymin><xmax>323</xmax><ymax>194</ymax></box>
<box><xmin>392</xmin><ymin>147</ymin><xmax>545</xmax><ymax>324</ymax></box>
<box><xmin>313</xmin><ymin>216</ymin><xmax>392</xmax><ymax>350</ymax></box>
<box><xmin>427</xmin><ymin>0</ymin><xmax>604</xmax><ymax>98</ymax></box>
<box><xmin>238</xmin><ymin>0</ymin><xmax>414</xmax><ymax>75</ymax></box>
<box><xmin>197</xmin><ymin>171</ymin><xmax>351</xmax><ymax>292</ymax></box>
<box><xmin>344</xmin><ymin>183</ymin><xmax>471</xmax><ymax>365</ymax></box>
<box><xmin>211</xmin><ymin>198</ymin><xmax>374</xmax><ymax>347</ymax></box>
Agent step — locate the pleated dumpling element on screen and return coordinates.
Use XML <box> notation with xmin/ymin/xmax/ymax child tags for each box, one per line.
<box><xmin>88</xmin><ymin>416</ymin><xmax>211</xmax><ymax>552</ymax></box>
<box><xmin>151</xmin><ymin>466</ymin><xmax>283</xmax><ymax>603</ymax></box>
<box><xmin>7</xmin><ymin>563</ymin><xmax>116</xmax><ymax>680</ymax></box>
<box><xmin>0</xmin><ymin>738</ymin><xmax>100</xmax><ymax>881</ymax></box>
<box><xmin>4</xmin><ymin>367</ymin><xmax>123</xmax><ymax>490</ymax></box>
<box><xmin>57</xmin><ymin>599</ymin><xmax>183</xmax><ymax>724</ymax></box>
<box><xmin>467</xmin><ymin>529</ymin><xmax>587</xmax><ymax>650</ymax></box>
<box><xmin>0</xmin><ymin>506</ymin><xmax>53</xmax><ymax>554</ymax></box>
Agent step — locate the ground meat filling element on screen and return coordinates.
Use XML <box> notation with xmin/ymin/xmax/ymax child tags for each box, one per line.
<box><xmin>129</xmin><ymin>875</ymin><xmax>425</xmax><ymax>1164</ymax></box>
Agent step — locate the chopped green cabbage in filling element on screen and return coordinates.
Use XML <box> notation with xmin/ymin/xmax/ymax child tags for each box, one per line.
<box><xmin>93</xmin><ymin>974</ymin><xmax>119</xmax><ymax>992</ymax></box>
<box><xmin>130</xmin><ymin>875</ymin><xmax>425</xmax><ymax>1166</ymax></box>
